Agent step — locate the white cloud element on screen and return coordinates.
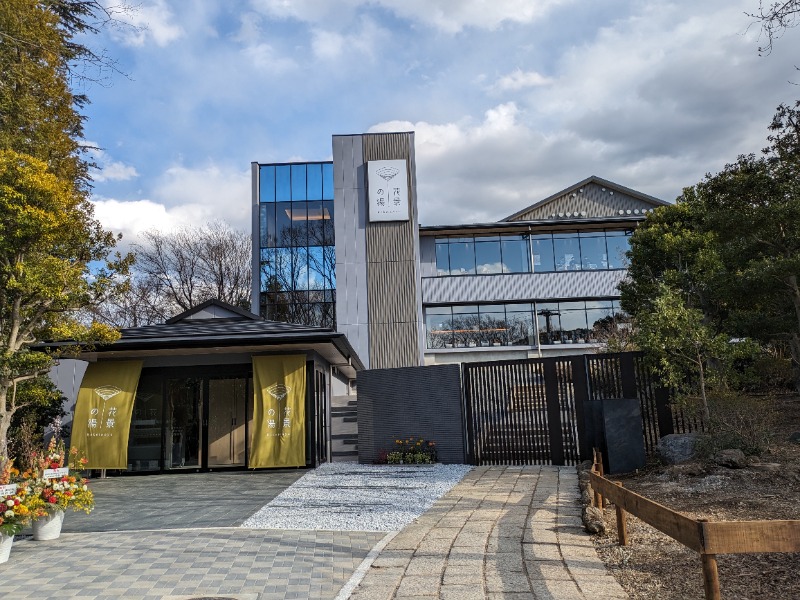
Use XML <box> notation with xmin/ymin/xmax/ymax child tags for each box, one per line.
<box><xmin>491</xmin><ymin>69</ymin><xmax>552</xmax><ymax>92</ymax></box>
<box><xmin>376</xmin><ymin>0</ymin><xmax>570</xmax><ymax>33</ymax></box>
<box><xmin>311</xmin><ymin>17</ymin><xmax>387</xmax><ymax>61</ymax></box>
<box><xmin>91</xmin><ymin>162</ymin><xmax>251</xmax><ymax>249</ymax></box>
<box><xmin>109</xmin><ymin>0</ymin><xmax>184</xmax><ymax>47</ymax></box>
<box><xmin>91</xmin><ymin>198</ymin><xmax>183</xmax><ymax>243</ymax></box>
<box><xmin>249</xmin><ymin>0</ymin><xmax>569</xmax><ymax>32</ymax></box>
<box><xmin>87</xmin><ymin>145</ymin><xmax>138</xmax><ymax>182</ymax></box>
<box><xmin>241</xmin><ymin>42</ymin><xmax>297</xmax><ymax>72</ymax></box>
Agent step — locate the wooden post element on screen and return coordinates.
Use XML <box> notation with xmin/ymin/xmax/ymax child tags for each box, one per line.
<box><xmin>699</xmin><ymin>519</ymin><xmax>721</xmax><ymax>600</ymax></box>
<box><xmin>595</xmin><ymin>449</ymin><xmax>605</xmax><ymax>507</ymax></box>
<box><xmin>701</xmin><ymin>554</ymin><xmax>721</xmax><ymax>600</ymax></box>
<box><xmin>592</xmin><ymin>449</ymin><xmax>603</xmax><ymax>509</ymax></box>
<box><xmin>615</xmin><ymin>481</ymin><xmax>628</xmax><ymax>546</ymax></box>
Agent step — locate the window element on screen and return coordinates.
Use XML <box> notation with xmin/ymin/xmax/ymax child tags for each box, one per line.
<box><xmin>501</xmin><ymin>235</ymin><xmax>530</xmax><ymax>273</ymax></box>
<box><xmin>258</xmin><ymin>162</ymin><xmax>336</xmax><ymax>327</ymax></box>
<box><xmin>475</xmin><ymin>236</ymin><xmax>502</xmax><ymax>274</ymax></box>
<box><xmin>435</xmin><ymin>240</ymin><xmax>450</xmax><ymax>276</ymax></box>
<box><xmin>605</xmin><ymin>230</ymin><xmax>632</xmax><ymax>269</ymax></box>
<box><xmin>432</xmin><ymin>229</ymin><xmax>632</xmax><ymax>277</ymax></box>
<box><xmin>531</xmin><ymin>234</ymin><xmax>555</xmax><ymax>273</ymax></box>
<box><xmin>554</xmin><ymin>232</ymin><xmax>581</xmax><ymax>272</ymax></box>
<box><xmin>448</xmin><ymin>238</ymin><xmax>476</xmax><ymax>275</ymax></box>
<box><xmin>579</xmin><ymin>232</ymin><xmax>607</xmax><ymax>270</ymax></box>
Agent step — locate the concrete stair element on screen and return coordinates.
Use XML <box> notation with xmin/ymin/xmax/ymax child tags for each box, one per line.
<box><xmin>330</xmin><ymin>395</ymin><xmax>358</xmax><ymax>462</ymax></box>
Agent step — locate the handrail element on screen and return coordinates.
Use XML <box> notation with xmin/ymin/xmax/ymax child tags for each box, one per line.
<box><xmin>589</xmin><ymin>449</ymin><xmax>800</xmax><ymax>600</ymax></box>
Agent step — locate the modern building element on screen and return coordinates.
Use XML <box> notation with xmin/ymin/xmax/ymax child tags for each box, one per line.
<box><xmin>48</xmin><ymin>299</ymin><xmax>362</xmax><ymax>473</ymax></box>
<box><xmin>252</xmin><ymin>132</ymin><xmax>669</xmax><ymax>370</ymax></box>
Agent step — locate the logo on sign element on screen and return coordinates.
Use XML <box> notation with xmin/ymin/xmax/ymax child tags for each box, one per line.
<box><xmin>267</xmin><ymin>383</ymin><xmax>291</xmax><ymax>401</ymax></box>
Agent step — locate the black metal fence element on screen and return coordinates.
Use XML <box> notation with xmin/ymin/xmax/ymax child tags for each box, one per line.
<box><xmin>463</xmin><ymin>352</ymin><xmax>692</xmax><ymax>466</ymax></box>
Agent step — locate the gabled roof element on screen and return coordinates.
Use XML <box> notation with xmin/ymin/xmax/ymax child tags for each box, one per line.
<box><xmin>38</xmin><ymin>299</ymin><xmax>364</xmax><ymax>377</ymax></box>
<box><xmin>166</xmin><ymin>299</ymin><xmax>261</xmax><ymax>324</ymax></box>
<box><xmin>502</xmin><ymin>175</ymin><xmax>670</xmax><ymax>222</ymax></box>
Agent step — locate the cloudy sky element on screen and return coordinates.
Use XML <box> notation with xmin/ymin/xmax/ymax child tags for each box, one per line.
<box><xmin>81</xmin><ymin>0</ymin><xmax>800</xmax><ymax>246</ymax></box>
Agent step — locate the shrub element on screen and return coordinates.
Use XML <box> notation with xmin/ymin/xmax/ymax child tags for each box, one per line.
<box><xmin>697</xmin><ymin>391</ymin><xmax>777</xmax><ymax>456</ymax></box>
<box><xmin>386</xmin><ymin>436</ymin><xmax>437</xmax><ymax>464</ymax></box>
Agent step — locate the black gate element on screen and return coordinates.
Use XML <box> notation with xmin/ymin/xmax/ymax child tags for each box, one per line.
<box><xmin>463</xmin><ymin>356</ymin><xmax>589</xmax><ymax>466</ymax></box>
<box><xmin>463</xmin><ymin>352</ymin><xmax>688</xmax><ymax>466</ymax></box>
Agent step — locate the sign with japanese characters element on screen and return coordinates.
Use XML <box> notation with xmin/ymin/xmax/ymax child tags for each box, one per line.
<box><xmin>42</xmin><ymin>468</ymin><xmax>69</xmax><ymax>480</ymax></box>
<box><xmin>0</xmin><ymin>484</ymin><xmax>17</xmax><ymax>496</ymax></box>
<box><xmin>249</xmin><ymin>355</ymin><xmax>306</xmax><ymax>468</ymax></box>
<box><xmin>71</xmin><ymin>360</ymin><xmax>143</xmax><ymax>469</ymax></box>
<box><xmin>367</xmin><ymin>160</ymin><xmax>409</xmax><ymax>222</ymax></box>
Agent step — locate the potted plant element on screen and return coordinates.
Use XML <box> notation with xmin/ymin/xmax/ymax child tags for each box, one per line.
<box><xmin>25</xmin><ymin>439</ymin><xmax>94</xmax><ymax>541</ymax></box>
<box><xmin>0</xmin><ymin>460</ymin><xmax>31</xmax><ymax>563</ymax></box>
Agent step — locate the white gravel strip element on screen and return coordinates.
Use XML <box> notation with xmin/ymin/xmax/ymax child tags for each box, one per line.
<box><xmin>241</xmin><ymin>462</ymin><xmax>472</xmax><ymax>532</ymax></box>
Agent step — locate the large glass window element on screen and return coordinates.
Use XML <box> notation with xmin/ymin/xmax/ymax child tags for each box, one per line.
<box><xmin>506</xmin><ymin>303</ymin><xmax>534</xmax><ymax>346</ymax></box>
<box><xmin>307</xmin><ymin>163</ymin><xmax>322</xmax><ymax>200</ymax></box>
<box><xmin>432</xmin><ymin>229</ymin><xmax>632</xmax><ymax>277</ymax></box>
<box><xmin>606</xmin><ymin>230</ymin><xmax>632</xmax><ymax>269</ymax></box>
<box><xmin>425</xmin><ymin>306</ymin><xmax>453</xmax><ymax>348</ymax></box>
<box><xmin>276</xmin><ymin>165</ymin><xmax>291</xmax><ymax>201</ymax></box>
<box><xmin>423</xmin><ymin>300</ymin><xmax>624</xmax><ymax>349</ymax></box>
<box><xmin>322</xmin><ymin>163</ymin><xmax>334</xmax><ymax>200</ymax></box>
<box><xmin>259</xmin><ymin>166</ymin><xmax>275</xmax><ymax>202</ymax></box>
<box><xmin>531</xmin><ymin>234</ymin><xmax>555</xmax><ymax>273</ymax></box>
<box><xmin>449</xmin><ymin>238</ymin><xmax>476</xmax><ymax>275</ymax></box>
<box><xmin>258</xmin><ymin>162</ymin><xmax>335</xmax><ymax>328</ymax></box>
<box><xmin>475</xmin><ymin>236</ymin><xmax>502</xmax><ymax>274</ymax></box>
<box><xmin>291</xmin><ymin>164</ymin><xmax>307</xmax><ymax>200</ymax></box>
<box><xmin>501</xmin><ymin>235</ymin><xmax>530</xmax><ymax>273</ymax></box>
<box><xmin>435</xmin><ymin>240</ymin><xmax>450</xmax><ymax>276</ymax></box>
<box><xmin>554</xmin><ymin>232</ymin><xmax>581</xmax><ymax>271</ymax></box>
<box><xmin>579</xmin><ymin>232</ymin><xmax>607</xmax><ymax>270</ymax></box>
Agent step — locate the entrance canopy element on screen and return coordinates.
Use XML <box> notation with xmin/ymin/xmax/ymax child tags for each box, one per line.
<box><xmin>43</xmin><ymin>300</ymin><xmax>363</xmax><ymax>472</ymax></box>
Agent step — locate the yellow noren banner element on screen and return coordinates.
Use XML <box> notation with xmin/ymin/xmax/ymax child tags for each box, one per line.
<box><xmin>71</xmin><ymin>361</ymin><xmax>143</xmax><ymax>469</ymax></box>
<box><xmin>250</xmin><ymin>355</ymin><xmax>306</xmax><ymax>468</ymax></box>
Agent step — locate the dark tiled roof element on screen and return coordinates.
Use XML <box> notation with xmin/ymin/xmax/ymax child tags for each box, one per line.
<box><xmin>118</xmin><ymin>318</ymin><xmax>329</xmax><ymax>342</ymax></box>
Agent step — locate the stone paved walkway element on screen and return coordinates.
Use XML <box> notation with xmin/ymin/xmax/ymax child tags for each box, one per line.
<box><xmin>3</xmin><ymin>528</ymin><xmax>386</xmax><ymax>599</ymax></box>
<box><xmin>1</xmin><ymin>466</ymin><xmax>628</xmax><ymax>599</ymax></box>
<box><xmin>350</xmin><ymin>465</ymin><xmax>628</xmax><ymax>599</ymax></box>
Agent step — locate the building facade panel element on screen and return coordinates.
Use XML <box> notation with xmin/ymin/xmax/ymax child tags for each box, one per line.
<box><xmin>421</xmin><ymin>270</ymin><xmax>626</xmax><ymax>304</ymax></box>
<box><xmin>359</xmin><ymin>132</ymin><xmax>424</xmax><ymax>369</ymax></box>
<box><xmin>510</xmin><ymin>181</ymin><xmax>662</xmax><ymax>221</ymax></box>
<box><xmin>333</xmin><ymin>135</ymin><xmax>370</xmax><ymax>366</ymax></box>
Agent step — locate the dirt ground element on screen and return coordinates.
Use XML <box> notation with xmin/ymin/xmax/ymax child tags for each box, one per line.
<box><xmin>592</xmin><ymin>394</ymin><xmax>800</xmax><ymax>600</ymax></box>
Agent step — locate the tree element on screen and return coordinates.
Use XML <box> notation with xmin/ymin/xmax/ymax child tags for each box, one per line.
<box><xmin>748</xmin><ymin>1</ymin><xmax>800</xmax><ymax>55</ymax></box>
<box><xmin>0</xmin><ymin>150</ymin><xmax>129</xmax><ymax>467</ymax></box>
<box><xmin>691</xmin><ymin>103</ymin><xmax>800</xmax><ymax>390</ymax></box>
<box><xmin>621</xmin><ymin>102</ymin><xmax>800</xmax><ymax>393</ymax></box>
<box><xmin>634</xmin><ymin>284</ymin><xmax>756</xmax><ymax>422</ymax></box>
<box><xmin>94</xmin><ymin>222</ymin><xmax>253</xmax><ymax>327</ymax></box>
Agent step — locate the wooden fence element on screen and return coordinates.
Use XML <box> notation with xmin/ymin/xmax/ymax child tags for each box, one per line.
<box><xmin>589</xmin><ymin>450</ymin><xmax>800</xmax><ymax>600</ymax></box>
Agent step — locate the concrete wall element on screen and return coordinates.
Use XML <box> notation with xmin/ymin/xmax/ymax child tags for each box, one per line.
<box><xmin>357</xmin><ymin>364</ymin><xmax>465</xmax><ymax>464</ymax></box>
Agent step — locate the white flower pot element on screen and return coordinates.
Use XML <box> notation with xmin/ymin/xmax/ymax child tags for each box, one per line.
<box><xmin>0</xmin><ymin>533</ymin><xmax>13</xmax><ymax>563</ymax></box>
<box><xmin>33</xmin><ymin>508</ymin><xmax>65</xmax><ymax>541</ymax></box>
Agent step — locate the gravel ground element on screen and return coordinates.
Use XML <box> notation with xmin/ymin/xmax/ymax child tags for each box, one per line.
<box><xmin>241</xmin><ymin>462</ymin><xmax>472</xmax><ymax>532</ymax></box>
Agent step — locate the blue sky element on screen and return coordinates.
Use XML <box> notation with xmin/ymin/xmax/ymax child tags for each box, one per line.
<box><xmin>79</xmin><ymin>0</ymin><xmax>800</xmax><ymax>249</ymax></box>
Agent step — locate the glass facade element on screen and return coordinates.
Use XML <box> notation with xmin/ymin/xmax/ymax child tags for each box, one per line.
<box><xmin>424</xmin><ymin>299</ymin><xmax>623</xmax><ymax>349</ymax></box>
<box><xmin>258</xmin><ymin>162</ymin><xmax>335</xmax><ymax>328</ymax></box>
<box><xmin>435</xmin><ymin>229</ymin><xmax>631</xmax><ymax>276</ymax></box>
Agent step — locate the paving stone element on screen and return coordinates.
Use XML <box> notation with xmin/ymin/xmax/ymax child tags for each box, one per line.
<box><xmin>440</xmin><ymin>583</ymin><xmax>486</xmax><ymax>599</ymax></box>
<box><xmin>395</xmin><ymin>574</ymin><xmax>440</xmax><ymax>597</ymax></box>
